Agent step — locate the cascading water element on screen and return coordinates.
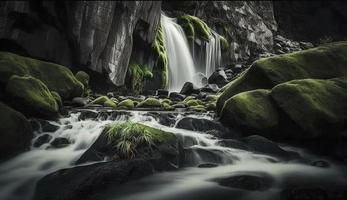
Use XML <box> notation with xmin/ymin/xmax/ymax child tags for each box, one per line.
<box><xmin>161</xmin><ymin>13</ymin><xmax>222</xmax><ymax>91</ymax></box>
<box><xmin>161</xmin><ymin>14</ymin><xmax>197</xmax><ymax>92</ymax></box>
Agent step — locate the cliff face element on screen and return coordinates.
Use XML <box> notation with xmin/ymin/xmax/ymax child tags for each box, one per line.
<box><xmin>0</xmin><ymin>1</ymin><xmax>161</xmax><ymax>87</ymax></box>
<box><xmin>162</xmin><ymin>1</ymin><xmax>277</xmax><ymax>65</ymax></box>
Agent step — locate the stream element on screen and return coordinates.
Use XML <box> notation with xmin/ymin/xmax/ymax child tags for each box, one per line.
<box><xmin>0</xmin><ymin>110</ymin><xmax>346</xmax><ymax>200</ymax></box>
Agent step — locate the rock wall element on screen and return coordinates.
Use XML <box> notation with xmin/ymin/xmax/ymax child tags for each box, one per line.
<box><xmin>162</xmin><ymin>1</ymin><xmax>277</xmax><ymax>66</ymax></box>
<box><xmin>0</xmin><ymin>1</ymin><xmax>161</xmax><ymax>87</ymax></box>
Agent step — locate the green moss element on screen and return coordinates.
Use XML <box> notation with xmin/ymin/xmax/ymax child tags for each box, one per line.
<box><xmin>206</xmin><ymin>102</ymin><xmax>216</xmax><ymax>111</ymax></box>
<box><xmin>217</xmin><ymin>41</ymin><xmax>347</xmax><ymax>113</ymax></box>
<box><xmin>220</xmin><ymin>36</ymin><xmax>229</xmax><ymax>50</ymax></box>
<box><xmin>51</xmin><ymin>91</ymin><xmax>62</xmax><ymax>108</ymax></box>
<box><xmin>0</xmin><ymin>52</ymin><xmax>84</xmax><ymax>100</ymax></box>
<box><xmin>154</xmin><ymin>26</ymin><xmax>169</xmax><ymax>89</ymax></box>
<box><xmin>162</xmin><ymin>102</ymin><xmax>173</xmax><ymax>110</ymax></box>
<box><xmin>6</xmin><ymin>75</ymin><xmax>59</xmax><ymax>117</ymax></box>
<box><xmin>143</xmin><ymin>67</ymin><xmax>153</xmax><ymax>79</ymax></box>
<box><xmin>220</xmin><ymin>89</ymin><xmax>279</xmax><ymax>134</ymax></box>
<box><xmin>186</xmin><ymin>99</ymin><xmax>201</xmax><ymax>107</ymax></box>
<box><xmin>75</xmin><ymin>71</ymin><xmax>89</xmax><ymax>89</ymax></box>
<box><xmin>205</xmin><ymin>94</ymin><xmax>218</xmax><ymax>103</ymax></box>
<box><xmin>137</xmin><ymin>97</ymin><xmax>162</xmax><ymax>108</ymax></box>
<box><xmin>126</xmin><ymin>63</ymin><xmax>153</xmax><ymax>94</ymax></box>
<box><xmin>118</xmin><ymin>99</ymin><xmax>134</xmax><ymax>109</ymax></box>
<box><xmin>271</xmin><ymin>77</ymin><xmax>347</xmax><ymax>138</ymax></box>
<box><xmin>91</xmin><ymin>96</ymin><xmax>109</xmax><ymax>105</ymax></box>
<box><xmin>160</xmin><ymin>98</ymin><xmax>172</xmax><ymax>105</ymax></box>
<box><xmin>103</xmin><ymin>99</ymin><xmax>117</xmax><ymax>108</ymax></box>
<box><xmin>104</xmin><ymin>122</ymin><xmax>176</xmax><ymax>159</ymax></box>
<box><xmin>189</xmin><ymin>105</ymin><xmax>207</xmax><ymax>112</ymax></box>
<box><xmin>177</xmin><ymin>15</ymin><xmax>212</xmax><ymax>41</ymax></box>
<box><xmin>183</xmin><ymin>96</ymin><xmax>196</xmax><ymax>103</ymax></box>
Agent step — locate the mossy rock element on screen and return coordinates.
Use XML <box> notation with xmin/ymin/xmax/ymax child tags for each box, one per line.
<box><xmin>220</xmin><ymin>89</ymin><xmax>279</xmax><ymax>134</ymax></box>
<box><xmin>205</xmin><ymin>95</ymin><xmax>218</xmax><ymax>103</ymax></box>
<box><xmin>6</xmin><ymin>75</ymin><xmax>59</xmax><ymax>118</ymax></box>
<box><xmin>118</xmin><ymin>99</ymin><xmax>134</xmax><ymax>109</ymax></box>
<box><xmin>189</xmin><ymin>105</ymin><xmax>207</xmax><ymax>113</ymax></box>
<box><xmin>185</xmin><ymin>99</ymin><xmax>200</xmax><ymax>107</ymax></box>
<box><xmin>91</xmin><ymin>96</ymin><xmax>109</xmax><ymax>105</ymax></box>
<box><xmin>217</xmin><ymin>41</ymin><xmax>347</xmax><ymax>113</ymax></box>
<box><xmin>0</xmin><ymin>51</ymin><xmax>84</xmax><ymax>100</ymax></box>
<box><xmin>162</xmin><ymin>102</ymin><xmax>173</xmax><ymax>110</ymax></box>
<box><xmin>206</xmin><ymin>102</ymin><xmax>216</xmax><ymax>111</ymax></box>
<box><xmin>103</xmin><ymin>122</ymin><xmax>176</xmax><ymax>159</ymax></box>
<box><xmin>0</xmin><ymin>102</ymin><xmax>33</xmax><ymax>161</ymax></box>
<box><xmin>177</xmin><ymin>14</ymin><xmax>212</xmax><ymax>41</ymax></box>
<box><xmin>160</xmin><ymin>98</ymin><xmax>172</xmax><ymax>105</ymax></box>
<box><xmin>183</xmin><ymin>96</ymin><xmax>196</xmax><ymax>103</ymax></box>
<box><xmin>137</xmin><ymin>98</ymin><xmax>162</xmax><ymax>108</ymax></box>
<box><xmin>153</xmin><ymin>26</ymin><xmax>169</xmax><ymax>89</ymax></box>
<box><xmin>103</xmin><ymin>99</ymin><xmax>117</xmax><ymax>108</ymax></box>
<box><xmin>75</xmin><ymin>71</ymin><xmax>89</xmax><ymax>88</ymax></box>
<box><xmin>51</xmin><ymin>91</ymin><xmax>62</xmax><ymax>108</ymax></box>
<box><xmin>271</xmin><ymin>77</ymin><xmax>347</xmax><ymax>139</ymax></box>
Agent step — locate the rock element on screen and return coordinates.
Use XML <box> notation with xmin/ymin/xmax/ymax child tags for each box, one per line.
<box><xmin>50</xmin><ymin>137</ymin><xmax>70</xmax><ymax>148</ymax></box>
<box><xmin>176</xmin><ymin>117</ymin><xmax>229</xmax><ymax>137</ymax></box>
<box><xmin>30</xmin><ymin>119</ymin><xmax>59</xmax><ymax>133</ymax></box>
<box><xmin>213</xmin><ymin>173</ymin><xmax>273</xmax><ymax>191</ymax></box>
<box><xmin>172</xmin><ymin>103</ymin><xmax>186</xmax><ymax>109</ymax></box>
<box><xmin>180</xmin><ymin>82</ymin><xmax>200</xmax><ymax>95</ymax></box>
<box><xmin>217</xmin><ymin>42</ymin><xmax>347</xmax><ymax>113</ymax></box>
<box><xmin>200</xmin><ymin>84</ymin><xmax>219</xmax><ymax>93</ymax></box>
<box><xmin>198</xmin><ymin>163</ymin><xmax>218</xmax><ymax>168</ymax></box>
<box><xmin>183</xmin><ymin>147</ymin><xmax>228</xmax><ymax>166</ymax></box>
<box><xmin>117</xmin><ymin>99</ymin><xmax>134</xmax><ymax>109</ymax></box>
<box><xmin>71</xmin><ymin>97</ymin><xmax>89</xmax><ymax>107</ymax></box>
<box><xmin>189</xmin><ymin>105</ymin><xmax>207</xmax><ymax>113</ymax></box>
<box><xmin>197</xmin><ymin>92</ymin><xmax>207</xmax><ymax>99</ymax></box>
<box><xmin>5</xmin><ymin>75</ymin><xmax>59</xmax><ymax>118</ymax></box>
<box><xmin>78</xmin><ymin>110</ymin><xmax>99</xmax><ymax>120</ymax></box>
<box><xmin>33</xmin><ymin>159</ymin><xmax>155</xmax><ymax>200</ymax></box>
<box><xmin>106</xmin><ymin>92</ymin><xmax>114</xmax><ymax>98</ymax></box>
<box><xmin>220</xmin><ymin>89</ymin><xmax>279</xmax><ymax>135</ymax></box>
<box><xmin>157</xmin><ymin>89</ymin><xmax>169</xmax><ymax>98</ymax></box>
<box><xmin>51</xmin><ymin>91</ymin><xmax>62</xmax><ymax>108</ymax></box>
<box><xmin>300</xmin><ymin>42</ymin><xmax>314</xmax><ymax>49</ymax></box>
<box><xmin>169</xmin><ymin>92</ymin><xmax>185</xmax><ymax>101</ymax></box>
<box><xmin>33</xmin><ymin>134</ymin><xmax>52</xmax><ymax>148</ymax></box>
<box><xmin>0</xmin><ymin>52</ymin><xmax>84</xmax><ymax>100</ymax></box>
<box><xmin>74</xmin><ymin>71</ymin><xmax>89</xmax><ymax>89</ymax></box>
<box><xmin>311</xmin><ymin>160</ymin><xmax>330</xmax><ymax>168</ymax></box>
<box><xmin>218</xmin><ymin>139</ymin><xmax>249</xmax><ymax>150</ymax></box>
<box><xmin>0</xmin><ymin>102</ymin><xmax>33</xmax><ymax>161</ymax></box>
<box><xmin>158</xmin><ymin>113</ymin><xmax>177</xmax><ymax>127</ymax></box>
<box><xmin>76</xmin><ymin>122</ymin><xmax>178</xmax><ymax>167</ymax></box>
<box><xmin>208</xmin><ymin>70</ymin><xmax>229</xmax><ymax>88</ymax></box>
<box><xmin>136</xmin><ymin>97</ymin><xmax>162</xmax><ymax>108</ymax></box>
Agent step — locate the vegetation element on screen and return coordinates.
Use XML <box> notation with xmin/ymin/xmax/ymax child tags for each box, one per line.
<box><xmin>137</xmin><ymin>97</ymin><xmax>161</xmax><ymax>108</ymax></box>
<box><xmin>104</xmin><ymin>122</ymin><xmax>175</xmax><ymax>159</ymax></box>
<box><xmin>177</xmin><ymin>14</ymin><xmax>212</xmax><ymax>42</ymax></box>
<box><xmin>118</xmin><ymin>99</ymin><xmax>134</xmax><ymax>109</ymax></box>
<box><xmin>154</xmin><ymin>26</ymin><xmax>169</xmax><ymax>89</ymax></box>
<box><xmin>126</xmin><ymin>63</ymin><xmax>153</xmax><ymax>94</ymax></box>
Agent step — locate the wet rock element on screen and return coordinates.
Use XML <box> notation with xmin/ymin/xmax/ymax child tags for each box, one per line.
<box><xmin>30</xmin><ymin>119</ymin><xmax>60</xmax><ymax>133</ymax></box>
<box><xmin>198</xmin><ymin>163</ymin><xmax>218</xmax><ymax>168</ymax></box>
<box><xmin>169</xmin><ymin>92</ymin><xmax>185</xmax><ymax>101</ymax></box>
<box><xmin>233</xmin><ymin>64</ymin><xmax>243</xmax><ymax>73</ymax></box>
<box><xmin>71</xmin><ymin>97</ymin><xmax>89</xmax><ymax>107</ymax></box>
<box><xmin>50</xmin><ymin>137</ymin><xmax>70</xmax><ymax>148</ymax></box>
<box><xmin>218</xmin><ymin>139</ymin><xmax>248</xmax><ymax>151</ymax></box>
<box><xmin>33</xmin><ymin>134</ymin><xmax>52</xmax><ymax>148</ymax></box>
<box><xmin>158</xmin><ymin>113</ymin><xmax>177</xmax><ymax>127</ymax></box>
<box><xmin>176</xmin><ymin>117</ymin><xmax>230</xmax><ymax>137</ymax></box>
<box><xmin>183</xmin><ymin>147</ymin><xmax>229</xmax><ymax>166</ymax></box>
<box><xmin>208</xmin><ymin>70</ymin><xmax>229</xmax><ymax>88</ymax></box>
<box><xmin>214</xmin><ymin>173</ymin><xmax>273</xmax><ymax>191</ymax></box>
<box><xmin>180</xmin><ymin>82</ymin><xmax>200</xmax><ymax>95</ymax></box>
<box><xmin>200</xmin><ymin>84</ymin><xmax>219</xmax><ymax>93</ymax></box>
<box><xmin>157</xmin><ymin>89</ymin><xmax>169</xmax><ymax>98</ymax></box>
<box><xmin>106</xmin><ymin>92</ymin><xmax>114</xmax><ymax>98</ymax></box>
<box><xmin>78</xmin><ymin>110</ymin><xmax>99</xmax><ymax>120</ymax></box>
<box><xmin>172</xmin><ymin>103</ymin><xmax>186</xmax><ymax>109</ymax></box>
<box><xmin>33</xmin><ymin>159</ymin><xmax>155</xmax><ymax>200</ymax></box>
<box><xmin>197</xmin><ymin>92</ymin><xmax>207</xmax><ymax>99</ymax></box>
<box><xmin>311</xmin><ymin>160</ymin><xmax>330</xmax><ymax>168</ymax></box>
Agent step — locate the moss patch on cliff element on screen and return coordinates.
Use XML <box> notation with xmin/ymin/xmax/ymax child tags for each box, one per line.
<box><xmin>154</xmin><ymin>26</ymin><xmax>169</xmax><ymax>89</ymax></box>
<box><xmin>0</xmin><ymin>51</ymin><xmax>84</xmax><ymax>100</ymax></box>
<box><xmin>6</xmin><ymin>75</ymin><xmax>59</xmax><ymax>118</ymax></box>
<box><xmin>104</xmin><ymin>122</ymin><xmax>175</xmax><ymax>159</ymax></box>
<box><xmin>126</xmin><ymin>63</ymin><xmax>153</xmax><ymax>94</ymax></box>
<box><xmin>217</xmin><ymin>41</ymin><xmax>347</xmax><ymax>113</ymax></box>
<box><xmin>177</xmin><ymin>14</ymin><xmax>212</xmax><ymax>42</ymax></box>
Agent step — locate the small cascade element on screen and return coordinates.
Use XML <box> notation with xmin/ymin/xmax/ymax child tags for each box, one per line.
<box><xmin>205</xmin><ymin>30</ymin><xmax>222</xmax><ymax>78</ymax></box>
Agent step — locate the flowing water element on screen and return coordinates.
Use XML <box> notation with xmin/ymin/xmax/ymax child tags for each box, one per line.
<box><xmin>1</xmin><ymin>110</ymin><xmax>346</xmax><ymax>200</ymax></box>
<box><xmin>161</xmin><ymin>14</ymin><xmax>222</xmax><ymax>91</ymax></box>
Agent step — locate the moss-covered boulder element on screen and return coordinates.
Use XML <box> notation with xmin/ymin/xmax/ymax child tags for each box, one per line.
<box><xmin>217</xmin><ymin>41</ymin><xmax>347</xmax><ymax>113</ymax></box>
<box><xmin>103</xmin><ymin>99</ymin><xmax>117</xmax><ymax>108</ymax></box>
<box><xmin>271</xmin><ymin>77</ymin><xmax>347</xmax><ymax>139</ymax></box>
<box><xmin>0</xmin><ymin>52</ymin><xmax>84</xmax><ymax>100</ymax></box>
<box><xmin>6</xmin><ymin>75</ymin><xmax>59</xmax><ymax>118</ymax></box>
<box><xmin>77</xmin><ymin>122</ymin><xmax>177</xmax><ymax>163</ymax></box>
<box><xmin>51</xmin><ymin>91</ymin><xmax>62</xmax><ymax>108</ymax></box>
<box><xmin>189</xmin><ymin>105</ymin><xmax>207</xmax><ymax>113</ymax></box>
<box><xmin>137</xmin><ymin>98</ymin><xmax>162</xmax><ymax>108</ymax></box>
<box><xmin>220</xmin><ymin>89</ymin><xmax>279</xmax><ymax>135</ymax></box>
<box><xmin>75</xmin><ymin>71</ymin><xmax>89</xmax><ymax>89</ymax></box>
<box><xmin>0</xmin><ymin>102</ymin><xmax>33</xmax><ymax>161</ymax></box>
<box><xmin>118</xmin><ymin>99</ymin><xmax>134</xmax><ymax>109</ymax></box>
<box><xmin>91</xmin><ymin>96</ymin><xmax>109</xmax><ymax>105</ymax></box>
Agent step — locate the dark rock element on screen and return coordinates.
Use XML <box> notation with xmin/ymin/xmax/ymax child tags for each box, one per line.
<box><xmin>33</xmin><ymin>159</ymin><xmax>155</xmax><ymax>200</ymax></box>
<box><xmin>158</xmin><ymin>113</ymin><xmax>177</xmax><ymax>127</ymax></box>
<box><xmin>169</xmin><ymin>92</ymin><xmax>185</xmax><ymax>101</ymax></box>
<box><xmin>70</xmin><ymin>97</ymin><xmax>89</xmax><ymax>107</ymax></box>
<box><xmin>30</xmin><ymin>119</ymin><xmax>60</xmax><ymax>133</ymax></box>
<box><xmin>197</xmin><ymin>92</ymin><xmax>207</xmax><ymax>99</ymax></box>
<box><xmin>172</xmin><ymin>103</ymin><xmax>186</xmax><ymax>109</ymax></box>
<box><xmin>50</xmin><ymin>137</ymin><xmax>70</xmax><ymax>148</ymax></box>
<box><xmin>157</xmin><ymin>89</ymin><xmax>169</xmax><ymax>98</ymax></box>
<box><xmin>198</xmin><ymin>163</ymin><xmax>218</xmax><ymax>168</ymax></box>
<box><xmin>208</xmin><ymin>70</ymin><xmax>229</xmax><ymax>88</ymax></box>
<box><xmin>218</xmin><ymin>139</ymin><xmax>249</xmax><ymax>151</ymax></box>
<box><xmin>233</xmin><ymin>64</ymin><xmax>243</xmax><ymax>73</ymax></box>
<box><xmin>311</xmin><ymin>160</ymin><xmax>330</xmax><ymax>168</ymax></box>
<box><xmin>183</xmin><ymin>147</ymin><xmax>232</xmax><ymax>166</ymax></box>
<box><xmin>106</xmin><ymin>92</ymin><xmax>114</xmax><ymax>98</ymax></box>
<box><xmin>180</xmin><ymin>82</ymin><xmax>200</xmax><ymax>95</ymax></box>
<box><xmin>78</xmin><ymin>110</ymin><xmax>99</xmax><ymax>120</ymax></box>
<box><xmin>200</xmin><ymin>84</ymin><xmax>219</xmax><ymax>93</ymax></box>
<box><xmin>176</xmin><ymin>117</ymin><xmax>230</xmax><ymax>137</ymax></box>
<box><xmin>214</xmin><ymin>173</ymin><xmax>273</xmax><ymax>191</ymax></box>
<box><xmin>33</xmin><ymin>134</ymin><xmax>52</xmax><ymax>148</ymax></box>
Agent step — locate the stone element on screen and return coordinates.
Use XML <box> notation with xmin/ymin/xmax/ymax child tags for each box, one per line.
<box><xmin>169</xmin><ymin>92</ymin><xmax>185</xmax><ymax>101</ymax></box>
<box><xmin>50</xmin><ymin>137</ymin><xmax>70</xmax><ymax>149</ymax></box>
<box><xmin>208</xmin><ymin>70</ymin><xmax>229</xmax><ymax>88</ymax></box>
<box><xmin>197</xmin><ymin>163</ymin><xmax>218</xmax><ymax>168</ymax></box>
<box><xmin>213</xmin><ymin>173</ymin><xmax>273</xmax><ymax>191</ymax></box>
<box><xmin>30</xmin><ymin>119</ymin><xmax>59</xmax><ymax>133</ymax></box>
<box><xmin>176</xmin><ymin>117</ymin><xmax>229</xmax><ymax>137</ymax></box>
<box><xmin>156</xmin><ymin>89</ymin><xmax>169</xmax><ymax>98</ymax></box>
<box><xmin>136</xmin><ymin>98</ymin><xmax>162</xmax><ymax>108</ymax></box>
<box><xmin>180</xmin><ymin>82</ymin><xmax>200</xmax><ymax>95</ymax></box>
<box><xmin>33</xmin><ymin>134</ymin><xmax>52</xmax><ymax>148</ymax></box>
<box><xmin>71</xmin><ymin>97</ymin><xmax>89</xmax><ymax>107</ymax></box>
<box><xmin>200</xmin><ymin>84</ymin><xmax>219</xmax><ymax>93</ymax></box>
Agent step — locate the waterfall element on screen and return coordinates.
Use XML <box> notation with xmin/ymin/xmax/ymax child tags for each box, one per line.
<box><xmin>161</xmin><ymin>14</ymin><xmax>197</xmax><ymax>92</ymax></box>
<box><xmin>161</xmin><ymin>14</ymin><xmax>222</xmax><ymax>91</ymax></box>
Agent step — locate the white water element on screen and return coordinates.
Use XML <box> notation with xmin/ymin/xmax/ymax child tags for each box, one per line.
<box><xmin>161</xmin><ymin>14</ymin><xmax>223</xmax><ymax>91</ymax></box>
<box><xmin>0</xmin><ymin>111</ymin><xmax>346</xmax><ymax>200</ymax></box>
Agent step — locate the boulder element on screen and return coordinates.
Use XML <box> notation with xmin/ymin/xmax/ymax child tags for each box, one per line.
<box><xmin>180</xmin><ymin>82</ymin><xmax>200</xmax><ymax>95</ymax></box>
<box><xmin>136</xmin><ymin>97</ymin><xmax>162</xmax><ymax>108</ymax></box>
<box><xmin>117</xmin><ymin>99</ymin><xmax>134</xmax><ymax>109</ymax></box>
<box><xmin>213</xmin><ymin>173</ymin><xmax>273</xmax><ymax>191</ymax></box>
<box><xmin>217</xmin><ymin>42</ymin><xmax>347</xmax><ymax>113</ymax></box>
<box><xmin>71</xmin><ymin>97</ymin><xmax>89</xmax><ymax>107</ymax></box>
<box><xmin>208</xmin><ymin>70</ymin><xmax>229</xmax><ymax>88</ymax></box>
<box><xmin>33</xmin><ymin>159</ymin><xmax>155</xmax><ymax>200</ymax></box>
<box><xmin>0</xmin><ymin>102</ymin><xmax>33</xmax><ymax>161</ymax></box>
<box><xmin>74</xmin><ymin>71</ymin><xmax>89</xmax><ymax>89</ymax></box>
<box><xmin>30</xmin><ymin>119</ymin><xmax>59</xmax><ymax>133</ymax></box>
<box><xmin>169</xmin><ymin>92</ymin><xmax>185</xmax><ymax>101</ymax></box>
<box><xmin>33</xmin><ymin>134</ymin><xmax>52</xmax><ymax>148</ymax></box>
<box><xmin>50</xmin><ymin>137</ymin><xmax>70</xmax><ymax>149</ymax></box>
<box><xmin>200</xmin><ymin>84</ymin><xmax>219</xmax><ymax>93</ymax></box>
<box><xmin>0</xmin><ymin>52</ymin><xmax>84</xmax><ymax>100</ymax></box>
<box><xmin>176</xmin><ymin>117</ymin><xmax>229</xmax><ymax>137</ymax></box>
<box><xmin>156</xmin><ymin>89</ymin><xmax>169</xmax><ymax>98</ymax></box>
<box><xmin>6</xmin><ymin>75</ymin><xmax>59</xmax><ymax>118</ymax></box>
